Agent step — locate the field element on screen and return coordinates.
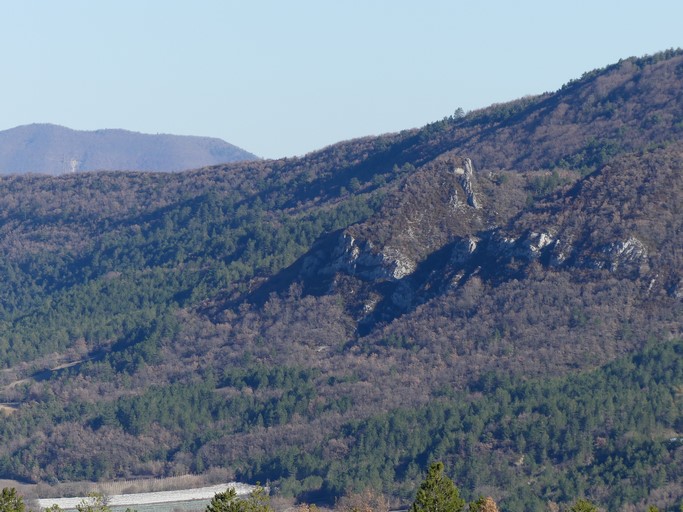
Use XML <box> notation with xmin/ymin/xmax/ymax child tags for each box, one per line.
<box><xmin>36</xmin><ymin>483</ymin><xmax>257</xmax><ymax>511</ymax></box>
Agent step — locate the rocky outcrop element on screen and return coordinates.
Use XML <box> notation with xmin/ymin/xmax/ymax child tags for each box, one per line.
<box><xmin>444</xmin><ymin>228</ymin><xmax>651</xmax><ymax>282</ymax></box>
<box><xmin>327</xmin><ymin>232</ymin><xmax>416</xmax><ymax>281</ymax></box>
<box><xmin>549</xmin><ymin>236</ymin><xmax>574</xmax><ymax>267</ymax></box>
<box><xmin>317</xmin><ymin>156</ymin><xmax>485</xmax><ymax>284</ymax></box>
<box><xmin>483</xmin><ymin>229</ymin><xmax>558</xmax><ymax>263</ymax></box>
<box><xmin>450</xmin><ymin>236</ymin><xmax>480</xmax><ymax>265</ymax></box>
<box><xmin>553</xmin><ymin>235</ymin><xmax>650</xmax><ymax>276</ymax></box>
<box><xmin>452</xmin><ymin>158</ymin><xmax>481</xmax><ymax>209</ymax></box>
<box><xmin>603</xmin><ymin>236</ymin><xmax>649</xmax><ymax>273</ymax></box>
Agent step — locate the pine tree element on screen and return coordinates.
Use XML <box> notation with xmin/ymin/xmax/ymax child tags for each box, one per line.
<box><xmin>410</xmin><ymin>462</ymin><xmax>464</xmax><ymax>512</ymax></box>
<box><xmin>206</xmin><ymin>487</ymin><xmax>272</xmax><ymax>512</ymax></box>
<box><xmin>0</xmin><ymin>488</ymin><xmax>25</xmax><ymax>512</ymax></box>
<box><xmin>206</xmin><ymin>488</ymin><xmax>238</xmax><ymax>512</ymax></box>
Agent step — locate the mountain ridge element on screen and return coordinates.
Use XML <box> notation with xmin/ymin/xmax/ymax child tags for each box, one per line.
<box><xmin>0</xmin><ymin>50</ymin><xmax>682</xmax><ymax>511</ymax></box>
<box><xmin>0</xmin><ymin>123</ymin><xmax>258</xmax><ymax>174</ymax></box>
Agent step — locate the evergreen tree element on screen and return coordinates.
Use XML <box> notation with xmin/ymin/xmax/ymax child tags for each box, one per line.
<box><xmin>410</xmin><ymin>462</ymin><xmax>464</xmax><ymax>512</ymax></box>
<box><xmin>0</xmin><ymin>488</ymin><xmax>25</xmax><ymax>512</ymax></box>
<box><xmin>207</xmin><ymin>488</ymin><xmax>239</xmax><ymax>512</ymax></box>
<box><xmin>206</xmin><ymin>487</ymin><xmax>272</xmax><ymax>512</ymax></box>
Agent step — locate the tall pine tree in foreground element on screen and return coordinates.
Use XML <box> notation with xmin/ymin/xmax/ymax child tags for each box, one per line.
<box><xmin>410</xmin><ymin>462</ymin><xmax>464</xmax><ymax>512</ymax></box>
<box><xmin>0</xmin><ymin>488</ymin><xmax>25</xmax><ymax>512</ymax></box>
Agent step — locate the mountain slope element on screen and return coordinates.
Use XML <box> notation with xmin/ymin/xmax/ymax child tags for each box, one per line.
<box><xmin>0</xmin><ymin>50</ymin><xmax>682</xmax><ymax>511</ymax></box>
<box><xmin>0</xmin><ymin>124</ymin><xmax>258</xmax><ymax>174</ymax></box>
<box><xmin>385</xmin><ymin>48</ymin><xmax>683</xmax><ymax>173</ymax></box>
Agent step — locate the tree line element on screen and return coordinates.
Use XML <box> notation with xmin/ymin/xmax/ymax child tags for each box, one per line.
<box><xmin>2</xmin><ymin>461</ymin><xmax>677</xmax><ymax>512</ymax></box>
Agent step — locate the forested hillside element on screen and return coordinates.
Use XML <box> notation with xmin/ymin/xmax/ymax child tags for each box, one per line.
<box><xmin>0</xmin><ymin>50</ymin><xmax>682</xmax><ymax>512</ymax></box>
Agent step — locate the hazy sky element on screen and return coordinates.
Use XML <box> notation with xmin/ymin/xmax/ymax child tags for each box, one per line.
<box><xmin>3</xmin><ymin>1</ymin><xmax>682</xmax><ymax>159</ymax></box>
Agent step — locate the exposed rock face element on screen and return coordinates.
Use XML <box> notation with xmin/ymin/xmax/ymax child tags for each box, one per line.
<box><xmin>328</xmin><ymin>232</ymin><xmax>416</xmax><ymax>281</ymax></box>
<box><xmin>549</xmin><ymin>236</ymin><xmax>574</xmax><ymax>267</ymax></box>
<box><xmin>452</xmin><ymin>158</ymin><xmax>481</xmax><ymax>209</ymax></box>
<box><xmin>481</xmin><ymin>229</ymin><xmax>559</xmax><ymax>264</ymax></box>
<box><xmin>603</xmin><ymin>236</ymin><xmax>649</xmax><ymax>273</ymax></box>
<box><xmin>445</xmin><ymin>228</ymin><xmax>651</xmax><ymax>282</ymax></box>
<box><xmin>450</xmin><ymin>236</ymin><xmax>479</xmax><ymax>265</ymax></box>
<box><xmin>284</xmin><ymin>144</ymin><xmax>677</xmax><ymax>339</ymax></box>
<box><xmin>461</xmin><ymin>158</ymin><xmax>481</xmax><ymax>209</ymax></box>
<box><xmin>301</xmin><ymin>153</ymin><xmax>655</xmax><ymax>306</ymax></box>
<box><xmin>318</xmin><ymin>156</ymin><xmax>485</xmax><ymax>283</ymax></box>
<box><xmin>381</xmin><ymin>247</ymin><xmax>418</xmax><ymax>279</ymax></box>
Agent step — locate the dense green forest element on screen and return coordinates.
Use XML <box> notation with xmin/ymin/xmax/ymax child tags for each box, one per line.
<box><xmin>6</xmin><ymin>339</ymin><xmax>679</xmax><ymax>509</ymax></box>
<box><xmin>1</xmin><ymin>50</ymin><xmax>683</xmax><ymax>511</ymax></box>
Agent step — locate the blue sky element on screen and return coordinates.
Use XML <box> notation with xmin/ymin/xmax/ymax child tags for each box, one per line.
<box><xmin>2</xmin><ymin>1</ymin><xmax>682</xmax><ymax>159</ymax></box>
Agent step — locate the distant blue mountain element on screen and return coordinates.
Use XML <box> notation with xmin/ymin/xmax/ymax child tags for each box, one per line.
<box><xmin>0</xmin><ymin>124</ymin><xmax>258</xmax><ymax>174</ymax></box>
